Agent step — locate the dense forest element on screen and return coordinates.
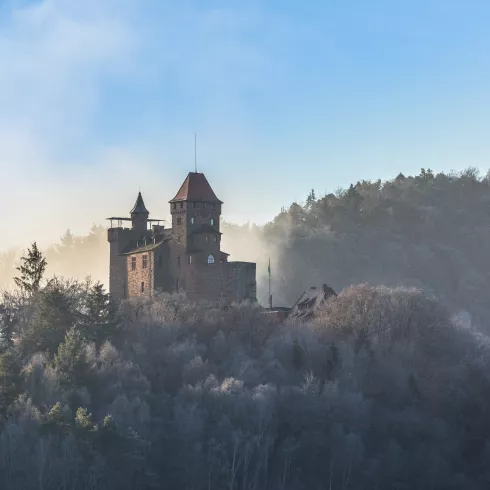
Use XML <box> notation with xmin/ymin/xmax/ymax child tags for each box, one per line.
<box><xmin>0</xmin><ymin>239</ymin><xmax>490</xmax><ymax>488</ymax></box>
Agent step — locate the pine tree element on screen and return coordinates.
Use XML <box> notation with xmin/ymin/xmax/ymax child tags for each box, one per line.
<box><xmin>306</xmin><ymin>188</ymin><xmax>316</xmax><ymax>207</ymax></box>
<box><xmin>14</xmin><ymin>242</ymin><xmax>47</xmax><ymax>294</ymax></box>
<box><xmin>54</xmin><ymin>327</ymin><xmax>88</xmax><ymax>388</ymax></box>
<box><xmin>0</xmin><ymin>301</ymin><xmax>15</xmax><ymax>350</ymax></box>
<box><xmin>83</xmin><ymin>282</ymin><xmax>119</xmax><ymax>345</ymax></box>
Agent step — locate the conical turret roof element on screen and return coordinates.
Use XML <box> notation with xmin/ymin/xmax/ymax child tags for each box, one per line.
<box><xmin>130</xmin><ymin>192</ymin><xmax>150</xmax><ymax>214</ymax></box>
<box><xmin>170</xmin><ymin>172</ymin><xmax>222</xmax><ymax>204</ymax></box>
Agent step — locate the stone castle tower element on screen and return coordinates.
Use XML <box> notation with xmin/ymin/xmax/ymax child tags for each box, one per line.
<box><xmin>107</xmin><ymin>172</ymin><xmax>257</xmax><ymax>304</ymax></box>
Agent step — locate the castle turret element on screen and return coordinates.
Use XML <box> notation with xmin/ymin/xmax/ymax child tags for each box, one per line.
<box><xmin>107</xmin><ymin>191</ymin><xmax>153</xmax><ymax>302</ymax></box>
<box><xmin>169</xmin><ymin>172</ymin><xmax>222</xmax><ymax>256</ymax></box>
<box><xmin>130</xmin><ymin>192</ymin><xmax>149</xmax><ymax>233</ymax></box>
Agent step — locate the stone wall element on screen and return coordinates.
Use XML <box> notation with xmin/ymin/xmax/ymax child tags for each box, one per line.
<box><xmin>222</xmin><ymin>261</ymin><xmax>257</xmax><ymax>303</ymax></box>
<box><xmin>107</xmin><ymin>227</ymin><xmax>133</xmax><ymax>302</ymax></box>
<box><xmin>184</xmin><ymin>261</ymin><xmax>256</xmax><ymax>304</ymax></box>
<box><xmin>127</xmin><ymin>252</ymin><xmax>154</xmax><ymax>297</ymax></box>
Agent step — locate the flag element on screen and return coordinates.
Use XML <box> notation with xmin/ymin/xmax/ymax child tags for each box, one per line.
<box><xmin>268</xmin><ymin>258</ymin><xmax>271</xmax><ymax>276</ymax></box>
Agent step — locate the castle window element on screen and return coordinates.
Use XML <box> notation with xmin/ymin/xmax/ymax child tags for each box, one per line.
<box><xmin>179</xmin><ymin>202</ymin><xmax>183</xmax><ymax>209</ymax></box>
<box><xmin>177</xmin><ymin>236</ymin><xmax>181</xmax><ymax>243</ymax></box>
<box><xmin>142</xmin><ymin>255</ymin><xmax>148</xmax><ymax>269</ymax></box>
<box><xmin>131</xmin><ymin>256</ymin><xmax>136</xmax><ymax>271</ymax></box>
<box><xmin>141</xmin><ymin>281</ymin><xmax>145</xmax><ymax>293</ymax></box>
<box><xmin>192</xmin><ymin>202</ymin><xmax>197</xmax><ymax>208</ymax></box>
<box><xmin>207</xmin><ymin>254</ymin><xmax>215</xmax><ymax>264</ymax></box>
<box><xmin>210</xmin><ymin>218</ymin><xmax>215</xmax><ymax>226</ymax></box>
<box><xmin>190</xmin><ymin>217</ymin><xmax>195</xmax><ymax>225</ymax></box>
<box><xmin>205</xmin><ymin>236</ymin><xmax>209</xmax><ymax>242</ymax></box>
<box><xmin>177</xmin><ymin>217</ymin><xmax>182</xmax><ymax>225</ymax></box>
<box><xmin>188</xmin><ymin>255</ymin><xmax>192</xmax><ymax>264</ymax></box>
<box><xmin>214</xmin><ymin>236</ymin><xmax>218</xmax><ymax>243</ymax></box>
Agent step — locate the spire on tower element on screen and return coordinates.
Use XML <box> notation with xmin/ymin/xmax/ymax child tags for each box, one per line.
<box><xmin>130</xmin><ymin>191</ymin><xmax>149</xmax><ymax>215</ymax></box>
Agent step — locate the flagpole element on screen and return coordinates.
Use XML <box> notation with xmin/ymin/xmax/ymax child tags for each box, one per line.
<box><xmin>268</xmin><ymin>258</ymin><xmax>272</xmax><ymax>310</ymax></box>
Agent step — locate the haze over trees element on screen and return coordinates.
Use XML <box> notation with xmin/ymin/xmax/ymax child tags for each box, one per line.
<box><xmin>1</xmin><ymin>179</ymin><xmax>490</xmax><ymax>487</ymax></box>
<box><xmin>3</xmin><ymin>168</ymin><xmax>489</xmax><ymax>322</ymax></box>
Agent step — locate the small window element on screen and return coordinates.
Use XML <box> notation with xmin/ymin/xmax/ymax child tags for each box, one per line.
<box><xmin>177</xmin><ymin>236</ymin><xmax>181</xmax><ymax>243</ymax></box>
<box><xmin>192</xmin><ymin>202</ymin><xmax>197</xmax><ymax>208</ymax></box>
<box><xmin>188</xmin><ymin>255</ymin><xmax>192</xmax><ymax>264</ymax></box>
<box><xmin>210</xmin><ymin>218</ymin><xmax>214</xmax><ymax>226</ymax></box>
<box><xmin>190</xmin><ymin>217</ymin><xmax>195</xmax><ymax>225</ymax></box>
<box><xmin>214</xmin><ymin>236</ymin><xmax>218</xmax><ymax>243</ymax></box>
<box><xmin>141</xmin><ymin>281</ymin><xmax>145</xmax><ymax>293</ymax></box>
<box><xmin>179</xmin><ymin>202</ymin><xmax>183</xmax><ymax>209</ymax></box>
<box><xmin>131</xmin><ymin>256</ymin><xmax>136</xmax><ymax>271</ymax></box>
<box><xmin>142</xmin><ymin>255</ymin><xmax>148</xmax><ymax>269</ymax></box>
<box><xmin>208</xmin><ymin>254</ymin><xmax>215</xmax><ymax>264</ymax></box>
<box><xmin>205</xmin><ymin>236</ymin><xmax>209</xmax><ymax>242</ymax></box>
<box><xmin>172</xmin><ymin>203</ymin><xmax>176</xmax><ymax>210</ymax></box>
<box><xmin>177</xmin><ymin>217</ymin><xmax>182</xmax><ymax>225</ymax></box>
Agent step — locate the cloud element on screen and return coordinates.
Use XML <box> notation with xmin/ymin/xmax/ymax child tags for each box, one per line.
<box><xmin>0</xmin><ymin>0</ymin><xmax>141</xmax><ymax>248</ymax></box>
<box><xmin>0</xmin><ymin>0</ymin><xmax>284</xmax><ymax>251</ymax></box>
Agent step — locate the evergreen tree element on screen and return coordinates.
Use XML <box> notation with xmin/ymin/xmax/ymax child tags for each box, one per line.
<box><xmin>20</xmin><ymin>282</ymin><xmax>80</xmax><ymax>357</ymax></box>
<box><xmin>306</xmin><ymin>188</ymin><xmax>316</xmax><ymax>207</ymax></box>
<box><xmin>83</xmin><ymin>282</ymin><xmax>119</xmax><ymax>345</ymax></box>
<box><xmin>14</xmin><ymin>242</ymin><xmax>47</xmax><ymax>294</ymax></box>
<box><xmin>54</xmin><ymin>327</ymin><xmax>88</xmax><ymax>388</ymax></box>
<box><xmin>0</xmin><ymin>301</ymin><xmax>15</xmax><ymax>350</ymax></box>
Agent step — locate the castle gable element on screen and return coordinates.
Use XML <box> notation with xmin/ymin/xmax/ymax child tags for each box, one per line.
<box><xmin>120</xmin><ymin>237</ymin><xmax>169</xmax><ymax>256</ymax></box>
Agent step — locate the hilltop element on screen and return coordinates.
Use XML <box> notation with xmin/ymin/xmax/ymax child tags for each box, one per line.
<box><xmin>2</xmin><ymin>167</ymin><xmax>490</xmax><ymax>326</ymax></box>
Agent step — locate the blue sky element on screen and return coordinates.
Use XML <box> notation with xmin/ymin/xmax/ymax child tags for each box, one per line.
<box><xmin>2</xmin><ymin>0</ymin><xmax>490</xmax><ymax>248</ymax></box>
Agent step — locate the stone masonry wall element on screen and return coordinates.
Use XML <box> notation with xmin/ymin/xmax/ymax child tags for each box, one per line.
<box><xmin>127</xmin><ymin>252</ymin><xmax>154</xmax><ymax>297</ymax></box>
<box><xmin>108</xmin><ymin>227</ymin><xmax>133</xmax><ymax>302</ymax></box>
<box><xmin>184</xmin><ymin>261</ymin><xmax>256</xmax><ymax>304</ymax></box>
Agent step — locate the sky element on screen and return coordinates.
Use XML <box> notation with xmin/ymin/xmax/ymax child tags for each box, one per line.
<box><xmin>2</xmin><ymin>0</ymin><xmax>490</xmax><ymax>250</ymax></box>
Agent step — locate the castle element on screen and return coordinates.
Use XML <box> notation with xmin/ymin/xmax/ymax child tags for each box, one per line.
<box><xmin>107</xmin><ymin>172</ymin><xmax>257</xmax><ymax>304</ymax></box>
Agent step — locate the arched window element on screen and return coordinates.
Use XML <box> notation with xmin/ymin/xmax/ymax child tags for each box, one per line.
<box><xmin>207</xmin><ymin>254</ymin><xmax>215</xmax><ymax>264</ymax></box>
<box><xmin>210</xmin><ymin>218</ymin><xmax>214</xmax><ymax>226</ymax></box>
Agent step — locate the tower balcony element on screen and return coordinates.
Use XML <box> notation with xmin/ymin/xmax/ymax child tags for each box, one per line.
<box><xmin>106</xmin><ymin>217</ymin><xmax>164</xmax><ymax>231</ymax></box>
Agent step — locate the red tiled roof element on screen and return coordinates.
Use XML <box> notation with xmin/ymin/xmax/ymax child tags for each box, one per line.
<box><xmin>170</xmin><ymin>172</ymin><xmax>222</xmax><ymax>203</ymax></box>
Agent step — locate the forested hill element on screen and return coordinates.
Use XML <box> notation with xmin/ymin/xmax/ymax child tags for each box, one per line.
<box><xmin>2</xmin><ymin>167</ymin><xmax>490</xmax><ymax>325</ymax></box>
<box><xmin>259</xmin><ymin>167</ymin><xmax>490</xmax><ymax>327</ymax></box>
